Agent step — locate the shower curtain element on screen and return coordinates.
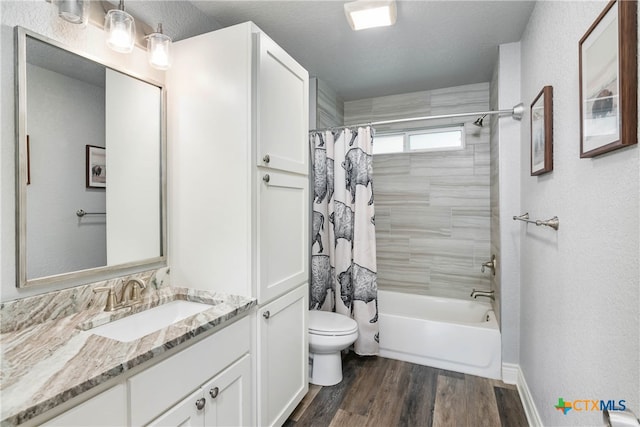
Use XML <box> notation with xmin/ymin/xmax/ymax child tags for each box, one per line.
<box><xmin>309</xmin><ymin>126</ymin><xmax>378</xmax><ymax>355</ymax></box>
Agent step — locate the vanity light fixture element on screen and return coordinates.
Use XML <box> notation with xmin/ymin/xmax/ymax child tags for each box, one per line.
<box><xmin>146</xmin><ymin>24</ymin><xmax>172</xmax><ymax>70</ymax></box>
<box><xmin>105</xmin><ymin>0</ymin><xmax>135</xmax><ymax>54</ymax></box>
<box><xmin>54</xmin><ymin>0</ymin><xmax>89</xmax><ymax>25</ymax></box>
<box><xmin>344</xmin><ymin>0</ymin><xmax>397</xmax><ymax>31</ymax></box>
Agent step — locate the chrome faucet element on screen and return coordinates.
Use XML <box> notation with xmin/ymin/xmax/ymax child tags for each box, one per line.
<box><xmin>470</xmin><ymin>288</ymin><xmax>495</xmax><ymax>301</ymax></box>
<box><xmin>93</xmin><ymin>278</ymin><xmax>147</xmax><ymax>312</ymax></box>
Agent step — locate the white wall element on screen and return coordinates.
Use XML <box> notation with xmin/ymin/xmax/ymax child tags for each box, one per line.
<box><xmin>26</xmin><ymin>63</ymin><xmax>106</xmax><ymax>279</ymax></box>
<box><xmin>519</xmin><ymin>2</ymin><xmax>639</xmax><ymax>425</ymax></box>
<box><xmin>496</xmin><ymin>42</ymin><xmax>522</xmax><ymax>366</ymax></box>
<box><xmin>1</xmin><ymin>1</ymin><xmax>165</xmax><ymax>302</ymax></box>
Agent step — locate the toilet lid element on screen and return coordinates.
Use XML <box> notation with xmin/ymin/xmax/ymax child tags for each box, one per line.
<box><xmin>309</xmin><ymin>311</ymin><xmax>358</xmax><ymax>336</ymax></box>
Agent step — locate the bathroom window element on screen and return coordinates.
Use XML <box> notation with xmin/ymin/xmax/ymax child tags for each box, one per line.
<box><xmin>373</xmin><ymin>125</ymin><xmax>465</xmax><ymax>155</ymax></box>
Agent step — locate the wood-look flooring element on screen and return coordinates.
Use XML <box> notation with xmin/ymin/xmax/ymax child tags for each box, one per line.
<box><xmin>285</xmin><ymin>353</ymin><xmax>528</xmax><ymax>427</ymax></box>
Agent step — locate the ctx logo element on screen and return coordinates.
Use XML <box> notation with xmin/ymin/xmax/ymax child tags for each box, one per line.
<box><xmin>554</xmin><ymin>398</ymin><xmax>627</xmax><ymax>415</ymax></box>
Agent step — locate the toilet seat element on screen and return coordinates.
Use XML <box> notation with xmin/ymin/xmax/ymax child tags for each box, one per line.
<box><xmin>309</xmin><ymin>311</ymin><xmax>358</xmax><ymax>336</ymax></box>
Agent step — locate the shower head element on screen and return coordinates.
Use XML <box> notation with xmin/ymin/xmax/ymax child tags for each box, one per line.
<box><xmin>473</xmin><ymin>114</ymin><xmax>487</xmax><ymax>127</ymax></box>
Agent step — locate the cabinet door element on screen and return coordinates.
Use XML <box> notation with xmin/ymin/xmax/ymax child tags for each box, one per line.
<box><xmin>43</xmin><ymin>384</ymin><xmax>126</xmax><ymax>427</ymax></box>
<box><xmin>257</xmin><ymin>170</ymin><xmax>309</xmax><ymax>304</ymax></box>
<box><xmin>257</xmin><ymin>285</ymin><xmax>308</xmax><ymax>427</ymax></box>
<box><xmin>203</xmin><ymin>354</ymin><xmax>251</xmax><ymax>427</ymax></box>
<box><xmin>148</xmin><ymin>389</ymin><xmax>205</xmax><ymax>427</ymax></box>
<box><xmin>255</xmin><ymin>32</ymin><xmax>309</xmax><ymax>175</ymax></box>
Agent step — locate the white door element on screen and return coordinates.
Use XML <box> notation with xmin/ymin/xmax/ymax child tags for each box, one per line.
<box><xmin>257</xmin><ymin>285</ymin><xmax>309</xmax><ymax>427</ymax></box>
<box><xmin>255</xmin><ymin>32</ymin><xmax>309</xmax><ymax>175</ymax></box>
<box><xmin>148</xmin><ymin>389</ymin><xmax>205</xmax><ymax>427</ymax></box>
<box><xmin>257</xmin><ymin>170</ymin><xmax>309</xmax><ymax>304</ymax></box>
<box><xmin>203</xmin><ymin>355</ymin><xmax>251</xmax><ymax>427</ymax></box>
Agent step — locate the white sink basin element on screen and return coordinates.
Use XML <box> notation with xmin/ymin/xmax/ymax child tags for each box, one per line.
<box><xmin>90</xmin><ymin>300</ymin><xmax>213</xmax><ymax>342</ymax></box>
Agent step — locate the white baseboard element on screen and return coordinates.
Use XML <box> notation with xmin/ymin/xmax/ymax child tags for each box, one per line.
<box><xmin>502</xmin><ymin>363</ymin><xmax>543</xmax><ymax>427</ymax></box>
<box><xmin>501</xmin><ymin>363</ymin><xmax>518</xmax><ymax>385</ymax></box>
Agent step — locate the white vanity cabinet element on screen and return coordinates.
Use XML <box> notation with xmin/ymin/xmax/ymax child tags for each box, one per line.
<box><xmin>42</xmin><ymin>384</ymin><xmax>127</xmax><ymax>427</ymax></box>
<box><xmin>129</xmin><ymin>317</ymin><xmax>251</xmax><ymax>426</ymax></box>
<box><xmin>169</xmin><ymin>21</ymin><xmax>310</xmax><ymax>427</ymax></box>
<box><xmin>148</xmin><ymin>355</ymin><xmax>251</xmax><ymax>427</ymax></box>
<box><xmin>40</xmin><ymin>317</ymin><xmax>251</xmax><ymax>427</ymax></box>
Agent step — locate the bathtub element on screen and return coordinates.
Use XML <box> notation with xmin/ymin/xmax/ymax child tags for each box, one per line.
<box><xmin>378</xmin><ymin>290</ymin><xmax>502</xmax><ymax>379</ymax></box>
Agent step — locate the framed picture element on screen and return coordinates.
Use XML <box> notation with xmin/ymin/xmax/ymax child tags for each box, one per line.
<box><xmin>26</xmin><ymin>135</ymin><xmax>31</xmax><ymax>185</ymax></box>
<box><xmin>579</xmin><ymin>0</ymin><xmax>637</xmax><ymax>157</ymax></box>
<box><xmin>531</xmin><ymin>86</ymin><xmax>553</xmax><ymax>176</ymax></box>
<box><xmin>86</xmin><ymin>145</ymin><xmax>106</xmax><ymax>188</ymax></box>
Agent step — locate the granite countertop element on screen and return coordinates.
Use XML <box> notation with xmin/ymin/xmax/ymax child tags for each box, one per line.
<box><xmin>0</xmin><ymin>277</ymin><xmax>256</xmax><ymax>426</ymax></box>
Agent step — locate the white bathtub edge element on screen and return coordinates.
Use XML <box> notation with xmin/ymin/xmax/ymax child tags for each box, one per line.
<box><xmin>502</xmin><ymin>363</ymin><xmax>543</xmax><ymax>427</ymax></box>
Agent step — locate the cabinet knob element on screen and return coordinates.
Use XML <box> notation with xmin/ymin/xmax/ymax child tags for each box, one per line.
<box><xmin>263</xmin><ymin>174</ymin><xmax>270</xmax><ymax>183</ymax></box>
<box><xmin>195</xmin><ymin>398</ymin><xmax>206</xmax><ymax>410</ymax></box>
<box><xmin>209</xmin><ymin>387</ymin><xmax>219</xmax><ymax>399</ymax></box>
<box><xmin>263</xmin><ymin>154</ymin><xmax>270</xmax><ymax>163</ymax></box>
<box><xmin>263</xmin><ymin>310</ymin><xmax>270</xmax><ymax>319</ymax></box>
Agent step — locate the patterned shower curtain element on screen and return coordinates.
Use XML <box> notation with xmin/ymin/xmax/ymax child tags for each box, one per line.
<box><xmin>309</xmin><ymin>126</ymin><xmax>378</xmax><ymax>355</ymax></box>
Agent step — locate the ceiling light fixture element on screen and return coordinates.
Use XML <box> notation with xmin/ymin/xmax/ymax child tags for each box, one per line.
<box><xmin>54</xmin><ymin>0</ymin><xmax>88</xmax><ymax>25</ymax></box>
<box><xmin>105</xmin><ymin>0</ymin><xmax>135</xmax><ymax>54</ymax></box>
<box><xmin>146</xmin><ymin>24</ymin><xmax>172</xmax><ymax>70</ymax></box>
<box><xmin>344</xmin><ymin>0</ymin><xmax>397</xmax><ymax>31</ymax></box>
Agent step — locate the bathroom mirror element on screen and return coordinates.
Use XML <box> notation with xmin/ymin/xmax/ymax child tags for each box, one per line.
<box><xmin>15</xmin><ymin>27</ymin><xmax>166</xmax><ymax>288</ymax></box>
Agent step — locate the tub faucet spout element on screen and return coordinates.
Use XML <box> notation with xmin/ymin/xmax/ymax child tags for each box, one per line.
<box><xmin>470</xmin><ymin>289</ymin><xmax>495</xmax><ymax>301</ymax></box>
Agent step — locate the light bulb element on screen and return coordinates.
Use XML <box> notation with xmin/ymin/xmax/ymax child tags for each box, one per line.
<box><xmin>105</xmin><ymin>8</ymin><xmax>135</xmax><ymax>53</ymax></box>
<box><xmin>147</xmin><ymin>25</ymin><xmax>172</xmax><ymax>70</ymax></box>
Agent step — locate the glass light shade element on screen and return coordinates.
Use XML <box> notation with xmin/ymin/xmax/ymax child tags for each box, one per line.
<box><xmin>105</xmin><ymin>9</ymin><xmax>135</xmax><ymax>53</ymax></box>
<box><xmin>54</xmin><ymin>0</ymin><xmax>88</xmax><ymax>25</ymax></box>
<box><xmin>147</xmin><ymin>32</ymin><xmax>172</xmax><ymax>70</ymax></box>
<box><xmin>344</xmin><ymin>0</ymin><xmax>397</xmax><ymax>31</ymax></box>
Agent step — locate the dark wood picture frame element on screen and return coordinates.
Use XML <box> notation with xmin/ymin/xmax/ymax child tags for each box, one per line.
<box><xmin>579</xmin><ymin>0</ymin><xmax>637</xmax><ymax>157</ymax></box>
<box><xmin>531</xmin><ymin>86</ymin><xmax>553</xmax><ymax>176</ymax></box>
<box><xmin>86</xmin><ymin>145</ymin><xmax>106</xmax><ymax>189</ymax></box>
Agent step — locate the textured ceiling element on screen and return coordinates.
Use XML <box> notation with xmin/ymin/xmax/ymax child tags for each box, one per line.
<box><xmin>189</xmin><ymin>1</ymin><xmax>536</xmax><ymax>101</ymax></box>
<box><xmin>106</xmin><ymin>1</ymin><xmax>535</xmax><ymax>102</ymax></box>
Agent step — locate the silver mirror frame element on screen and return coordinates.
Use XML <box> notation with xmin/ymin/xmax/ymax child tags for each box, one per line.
<box><xmin>14</xmin><ymin>26</ymin><xmax>167</xmax><ymax>288</ymax></box>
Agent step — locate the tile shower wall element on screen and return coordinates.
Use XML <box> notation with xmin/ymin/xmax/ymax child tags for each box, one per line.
<box><xmin>310</xmin><ymin>78</ymin><xmax>344</xmax><ymax>129</ymax></box>
<box><xmin>345</xmin><ymin>83</ymin><xmax>492</xmax><ymax>299</ymax></box>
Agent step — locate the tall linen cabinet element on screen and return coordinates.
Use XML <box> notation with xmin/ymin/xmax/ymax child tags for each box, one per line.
<box><xmin>168</xmin><ymin>22</ymin><xmax>309</xmax><ymax>426</ymax></box>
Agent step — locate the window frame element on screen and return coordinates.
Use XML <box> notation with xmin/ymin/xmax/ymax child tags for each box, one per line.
<box><xmin>373</xmin><ymin>124</ymin><xmax>466</xmax><ymax>155</ymax></box>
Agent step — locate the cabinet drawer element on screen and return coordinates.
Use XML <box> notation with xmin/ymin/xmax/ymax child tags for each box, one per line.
<box><xmin>128</xmin><ymin>317</ymin><xmax>250</xmax><ymax>426</ymax></box>
<box><xmin>42</xmin><ymin>384</ymin><xmax>126</xmax><ymax>427</ymax></box>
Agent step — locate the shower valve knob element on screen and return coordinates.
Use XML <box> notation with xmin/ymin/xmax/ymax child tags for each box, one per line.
<box><xmin>263</xmin><ymin>154</ymin><xmax>270</xmax><ymax>163</ymax></box>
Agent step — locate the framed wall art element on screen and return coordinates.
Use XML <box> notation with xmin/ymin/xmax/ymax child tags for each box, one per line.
<box><xmin>531</xmin><ymin>86</ymin><xmax>553</xmax><ymax>175</ymax></box>
<box><xmin>579</xmin><ymin>0</ymin><xmax>637</xmax><ymax>157</ymax></box>
<box><xmin>86</xmin><ymin>145</ymin><xmax>106</xmax><ymax>188</ymax></box>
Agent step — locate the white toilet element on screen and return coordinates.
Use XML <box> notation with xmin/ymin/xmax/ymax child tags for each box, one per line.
<box><xmin>308</xmin><ymin>310</ymin><xmax>358</xmax><ymax>386</ymax></box>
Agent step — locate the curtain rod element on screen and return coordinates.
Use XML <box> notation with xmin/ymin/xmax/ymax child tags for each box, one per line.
<box><xmin>310</xmin><ymin>103</ymin><xmax>524</xmax><ymax>132</ymax></box>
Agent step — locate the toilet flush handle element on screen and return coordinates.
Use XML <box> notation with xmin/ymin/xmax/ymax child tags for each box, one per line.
<box><xmin>263</xmin><ymin>311</ymin><xmax>270</xmax><ymax>319</ymax></box>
